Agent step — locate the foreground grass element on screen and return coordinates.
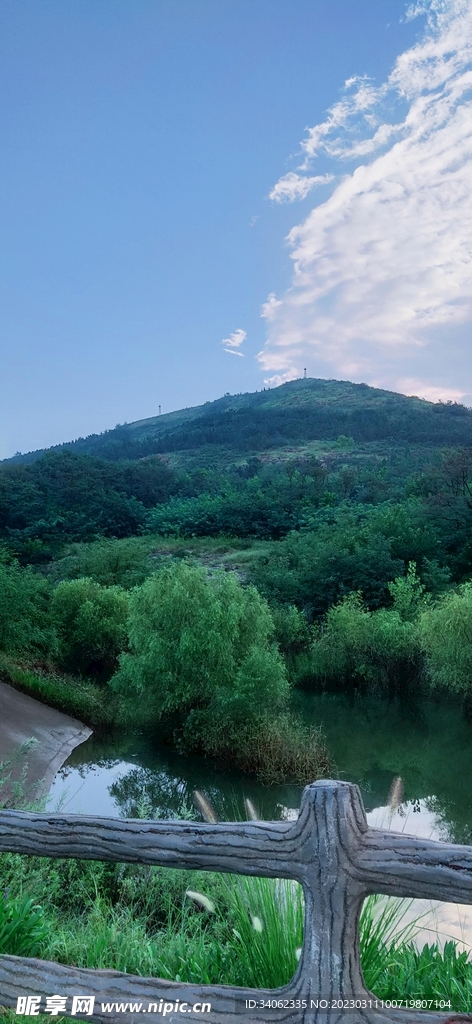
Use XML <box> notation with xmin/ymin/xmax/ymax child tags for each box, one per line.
<box><xmin>1</xmin><ymin>848</ymin><xmax>472</xmax><ymax>1012</ymax></box>
<box><xmin>0</xmin><ymin>849</ymin><xmax>301</xmax><ymax>987</ymax></box>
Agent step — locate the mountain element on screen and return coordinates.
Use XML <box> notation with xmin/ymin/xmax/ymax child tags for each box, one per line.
<box><xmin>5</xmin><ymin>377</ymin><xmax>472</xmax><ymax>467</ymax></box>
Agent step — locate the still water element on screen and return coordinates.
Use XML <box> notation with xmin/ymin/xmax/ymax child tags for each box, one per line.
<box><xmin>49</xmin><ymin>691</ymin><xmax>472</xmax><ymax>840</ymax></box>
<box><xmin>49</xmin><ymin>691</ymin><xmax>472</xmax><ymax>948</ymax></box>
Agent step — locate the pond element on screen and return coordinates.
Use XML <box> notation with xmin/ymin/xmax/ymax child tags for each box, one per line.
<box><xmin>49</xmin><ymin>690</ymin><xmax>472</xmax><ymax>948</ymax></box>
<box><xmin>49</xmin><ymin>689</ymin><xmax>472</xmax><ymax>840</ymax></box>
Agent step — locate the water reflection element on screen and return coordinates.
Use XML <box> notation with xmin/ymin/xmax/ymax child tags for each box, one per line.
<box><xmin>49</xmin><ymin>691</ymin><xmax>472</xmax><ymax>847</ymax></box>
<box><xmin>47</xmin><ymin>694</ymin><xmax>472</xmax><ymax>955</ymax></box>
<box><xmin>298</xmin><ymin>691</ymin><xmax>472</xmax><ymax>845</ymax></box>
<box><xmin>49</xmin><ymin>734</ymin><xmax>304</xmax><ymax>822</ymax></box>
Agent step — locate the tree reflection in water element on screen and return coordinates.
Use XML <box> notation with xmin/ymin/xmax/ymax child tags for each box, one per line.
<box><xmin>54</xmin><ymin>691</ymin><xmax>472</xmax><ymax>840</ymax></box>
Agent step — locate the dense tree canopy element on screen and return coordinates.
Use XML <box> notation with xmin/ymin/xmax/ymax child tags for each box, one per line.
<box><xmin>51</xmin><ymin>578</ymin><xmax>129</xmax><ymax>679</ymax></box>
<box><xmin>111</xmin><ymin>562</ymin><xmax>289</xmax><ymax>753</ymax></box>
<box><xmin>0</xmin><ymin>451</ymin><xmax>178</xmax><ymax>560</ymax></box>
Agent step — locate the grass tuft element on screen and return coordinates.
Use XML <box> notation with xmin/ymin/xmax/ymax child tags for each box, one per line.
<box><xmin>236</xmin><ymin>713</ymin><xmax>333</xmax><ymax>785</ymax></box>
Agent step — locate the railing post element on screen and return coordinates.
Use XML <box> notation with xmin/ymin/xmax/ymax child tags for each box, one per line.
<box><xmin>295</xmin><ymin>782</ymin><xmax>368</xmax><ymax>1004</ymax></box>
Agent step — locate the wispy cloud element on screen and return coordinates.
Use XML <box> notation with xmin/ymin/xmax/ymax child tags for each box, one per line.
<box><xmin>261</xmin><ymin>293</ymin><xmax>283</xmax><ymax>322</ymax></box>
<box><xmin>396</xmin><ymin>378</ymin><xmax>466</xmax><ymax>403</ymax></box>
<box><xmin>260</xmin><ymin>0</ymin><xmax>472</xmax><ymax>402</ymax></box>
<box><xmin>269</xmin><ymin>172</ymin><xmax>333</xmax><ymax>203</ymax></box>
<box><xmin>222</xmin><ymin>328</ymin><xmax>246</xmax><ymax>357</ymax></box>
<box><xmin>262</xmin><ymin>368</ymin><xmax>301</xmax><ymax>387</ymax></box>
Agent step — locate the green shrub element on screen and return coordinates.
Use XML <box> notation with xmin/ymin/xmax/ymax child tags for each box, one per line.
<box><xmin>111</xmin><ymin>563</ymin><xmax>296</xmax><ymax>766</ymax></box>
<box><xmin>49</xmin><ymin>537</ymin><xmax>155</xmax><ymax>589</ymax></box>
<box><xmin>0</xmin><ymin>557</ymin><xmax>54</xmax><ymax>657</ymax></box>
<box><xmin>111</xmin><ymin>563</ymin><xmax>332</xmax><ymax>780</ymax></box>
<box><xmin>387</xmin><ymin>561</ymin><xmax>428</xmax><ymax>621</ymax></box>
<box><xmin>251</xmin><ymin>515</ymin><xmax>403</xmax><ymax>619</ymax></box>
<box><xmin>270</xmin><ymin>604</ymin><xmax>314</xmax><ymax>688</ymax></box>
<box><xmin>419</xmin><ymin>582</ymin><xmax>472</xmax><ymax>694</ymax></box>
<box><xmin>146</xmin><ymin>490</ymin><xmax>295</xmax><ymax>540</ymax></box>
<box><xmin>271</xmin><ymin>604</ymin><xmax>311</xmax><ymax>658</ymax></box>
<box><xmin>309</xmin><ymin>594</ymin><xmax>422</xmax><ymax>693</ymax></box>
<box><xmin>51</xmin><ymin>578</ymin><xmax>129</xmax><ymax>679</ymax></box>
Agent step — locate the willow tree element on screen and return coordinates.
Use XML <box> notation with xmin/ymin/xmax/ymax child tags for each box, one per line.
<box><xmin>111</xmin><ymin>561</ymin><xmax>289</xmax><ymax>755</ymax></box>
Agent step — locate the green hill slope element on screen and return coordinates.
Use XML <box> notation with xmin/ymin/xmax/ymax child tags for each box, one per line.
<box><xmin>6</xmin><ymin>378</ymin><xmax>472</xmax><ymax>467</ymax></box>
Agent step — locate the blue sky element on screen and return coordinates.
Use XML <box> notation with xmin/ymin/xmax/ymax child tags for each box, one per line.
<box><xmin>1</xmin><ymin>0</ymin><xmax>469</xmax><ymax>458</ymax></box>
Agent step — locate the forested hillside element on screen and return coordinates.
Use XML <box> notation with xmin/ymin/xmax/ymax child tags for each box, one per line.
<box><xmin>6</xmin><ymin>377</ymin><xmax>472</xmax><ymax>466</ymax></box>
<box><xmin>2</xmin><ymin>377</ymin><xmax>472</xmax><ymax>574</ymax></box>
<box><xmin>3</xmin><ymin>375</ymin><xmax>472</xmax><ymax>786</ymax></box>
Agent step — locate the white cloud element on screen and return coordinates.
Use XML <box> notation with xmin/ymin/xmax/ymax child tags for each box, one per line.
<box><xmin>260</xmin><ymin>0</ymin><xmax>472</xmax><ymax>401</ymax></box>
<box><xmin>298</xmin><ymin>76</ymin><xmax>383</xmax><ymax>164</ymax></box>
<box><xmin>222</xmin><ymin>328</ymin><xmax>246</xmax><ymax>348</ymax></box>
<box><xmin>222</xmin><ymin>328</ymin><xmax>246</xmax><ymax>357</ymax></box>
<box><xmin>261</xmin><ymin>293</ymin><xmax>283</xmax><ymax>321</ymax></box>
<box><xmin>397</xmin><ymin>378</ymin><xmax>466</xmax><ymax>402</ymax></box>
<box><xmin>262</xmin><ymin>369</ymin><xmax>300</xmax><ymax>387</ymax></box>
<box><xmin>269</xmin><ymin>172</ymin><xmax>333</xmax><ymax>203</ymax></box>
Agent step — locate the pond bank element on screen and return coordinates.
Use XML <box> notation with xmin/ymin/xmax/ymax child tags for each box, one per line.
<box><xmin>0</xmin><ymin>679</ymin><xmax>91</xmax><ymax>801</ymax></box>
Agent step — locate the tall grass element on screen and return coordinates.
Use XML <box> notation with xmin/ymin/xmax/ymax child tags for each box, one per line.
<box><xmin>375</xmin><ymin>939</ymin><xmax>472</xmax><ymax>1007</ymax></box>
<box><xmin>220</xmin><ymin>875</ymin><xmax>304</xmax><ymax>988</ymax></box>
<box><xmin>359</xmin><ymin>893</ymin><xmax>428</xmax><ymax>994</ymax></box>
<box><xmin>235</xmin><ymin>714</ymin><xmax>332</xmax><ymax>785</ymax></box>
<box><xmin>0</xmin><ymin>655</ymin><xmax>116</xmax><ymax>728</ymax></box>
<box><xmin>1</xmin><ymin>844</ymin><xmax>472</xmax><ymax>1010</ymax></box>
<box><xmin>0</xmin><ymin>892</ymin><xmax>47</xmax><ymax>958</ymax></box>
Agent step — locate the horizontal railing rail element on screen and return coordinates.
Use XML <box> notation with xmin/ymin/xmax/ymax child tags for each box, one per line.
<box><xmin>0</xmin><ymin>780</ymin><xmax>471</xmax><ymax>1023</ymax></box>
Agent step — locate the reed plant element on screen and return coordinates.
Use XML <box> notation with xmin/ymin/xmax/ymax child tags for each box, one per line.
<box><xmin>236</xmin><ymin>714</ymin><xmax>332</xmax><ymax>785</ymax></box>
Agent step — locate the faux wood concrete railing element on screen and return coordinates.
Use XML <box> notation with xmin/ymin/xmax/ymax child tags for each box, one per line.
<box><xmin>1</xmin><ymin>780</ymin><xmax>471</xmax><ymax>1024</ymax></box>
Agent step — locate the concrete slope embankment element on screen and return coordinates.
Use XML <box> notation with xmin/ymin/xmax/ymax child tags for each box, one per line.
<box><xmin>0</xmin><ymin>680</ymin><xmax>92</xmax><ymax>802</ymax></box>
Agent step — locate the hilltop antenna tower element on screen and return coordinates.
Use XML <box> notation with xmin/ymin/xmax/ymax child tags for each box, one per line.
<box><xmin>303</xmin><ymin>367</ymin><xmax>307</xmax><ymax>379</ymax></box>
<box><xmin>159</xmin><ymin>405</ymin><xmax>161</xmax><ymax>415</ymax></box>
